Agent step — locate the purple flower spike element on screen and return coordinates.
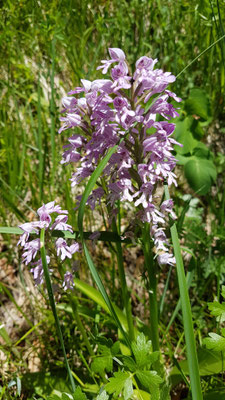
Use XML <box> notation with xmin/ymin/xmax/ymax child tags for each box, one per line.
<box><xmin>58</xmin><ymin>47</ymin><xmax>182</xmax><ymax>268</ymax></box>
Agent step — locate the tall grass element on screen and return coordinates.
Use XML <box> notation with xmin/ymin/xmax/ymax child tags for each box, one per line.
<box><xmin>0</xmin><ymin>0</ymin><xmax>224</xmax><ymax>219</ymax></box>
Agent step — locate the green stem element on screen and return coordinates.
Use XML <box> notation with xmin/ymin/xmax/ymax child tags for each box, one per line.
<box><xmin>142</xmin><ymin>223</ymin><xmax>159</xmax><ymax>352</ymax></box>
<box><xmin>40</xmin><ymin>228</ymin><xmax>76</xmax><ymax>393</ymax></box>
<box><xmin>164</xmin><ymin>185</ymin><xmax>202</xmax><ymax>400</ymax></box>
<box><xmin>112</xmin><ymin>219</ymin><xmax>135</xmax><ymax>342</ymax></box>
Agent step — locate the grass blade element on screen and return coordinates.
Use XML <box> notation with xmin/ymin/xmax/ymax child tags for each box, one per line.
<box><xmin>37</xmin><ymin>74</ymin><xmax>44</xmax><ymax>202</ymax></box>
<box><xmin>0</xmin><ymin>226</ymin><xmax>131</xmax><ymax>243</ymax></box>
<box><xmin>164</xmin><ymin>184</ymin><xmax>202</xmax><ymax>400</ymax></box>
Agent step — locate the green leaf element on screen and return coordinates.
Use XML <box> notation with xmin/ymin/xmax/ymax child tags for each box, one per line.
<box><xmin>73</xmin><ymin>387</ymin><xmax>87</xmax><ymax>400</ymax></box>
<box><xmin>192</xmin><ymin>143</ymin><xmax>211</xmax><ymax>159</ymax></box>
<box><xmin>174</xmin><ymin>117</ymin><xmax>198</xmax><ymax>155</ymax></box>
<box><xmin>91</xmin><ymin>343</ymin><xmax>115</xmax><ymax>374</ymax></box>
<box><xmin>132</xmin><ymin>389</ymin><xmax>151</xmax><ymax>400</ymax></box>
<box><xmin>203</xmin><ymin>333</ymin><xmax>225</xmax><ymax>352</ymax></box>
<box><xmin>91</xmin><ymin>355</ymin><xmax>113</xmax><ymax>374</ymax></box>
<box><xmin>170</xmin><ymin>348</ymin><xmax>225</xmax><ymax>387</ymax></box>
<box><xmin>96</xmin><ymin>390</ymin><xmax>109</xmax><ymax>400</ymax></box>
<box><xmin>73</xmin><ymin>279</ymin><xmax>128</xmax><ymax>330</ymax></box>
<box><xmin>132</xmin><ymin>333</ymin><xmax>159</xmax><ymax>368</ymax></box>
<box><xmin>184</xmin><ymin>157</ymin><xmax>217</xmax><ymax>195</ymax></box>
<box><xmin>22</xmin><ymin>370</ymin><xmax>73</xmax><ymax>397</ymax></box>
<box><xmin>123</xmin><ymin>376</ymin><xmax>133</xmax><ymax>400</ymax></box>
<box><xmin>221</xmin><ymin>286</ymin><xmax>225</xmax><ymax>299</ymax></box>
<box><xmin>62</xmin><ymin>393</ymin><xmax>73</xmax><ymax>400</ymax></box>
<box><xmin>136</xmin><ymin>370</ymin><xmax>162</xmax><ymax>388</ymax></box>
<box><xmin>136</xmin><ymin>371</ymin><xmax>162</xmax><ymax>400</ymax></box>
<box><xmin>47</xmin><ymin>394</ymin><xmax>61</xmax><ymax>400</ymax></box>
<box><xmin>122</xmin><ymin>356</ymin><xmax>137</xmax><ymax>372</ymax></box>
<box><xmin>105</xmin><ymin>371</ymin><xmax>130</xmax><ymax>397</ymax></box>
<box><xmin>190</xmin><ymin>119</ymin><xmax>205</xmax><ymax>139</ymax></box>
<box><xmin>184</xmin><ymin>88</ymin><xmax>211</xmax><ymax>121</ymax></box>
<box><xmin>203</xmin><ymin>389</ymin><xmax>225</xmax><ymax>400</ymax></box>
<box><xmin>208</xmin><ymin>301</ymin><xmax>225</xmax><ymax>322</ymax></box>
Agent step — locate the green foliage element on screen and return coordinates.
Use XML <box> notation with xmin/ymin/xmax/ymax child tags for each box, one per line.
<box><xmin>203</xmin><ymin>286</ymin><xmax>225</xmax><ymax>353</ymax></box>
<box><xmin>104</xmin><ymin>334</ymin><xmax>162</xmax><ymax>400</ymax></box>
<box><xmin>174</xmin><ymin>88</ymin><xmax>217</xmax><ymax>195</ymax></box>
<box><xmin>204</xmin><ymin>332</ymin><xmax>225</xmax><ymax>352</ymax></box>
<box><xmin>91</xmin><ymin>344</ymin><xmax>114</xmax><ymax>375</ymax></box>
<box><xmin>47</xmin><ymin>387</ymin><xmax>87</xmax><ymax>400</ymax></box>
<box><xmin>96</xmin><ymin>391</ymin><xmax>109</xmax><ymax>400</ymax></box>
<box><xmin>184</xmin><ymin>157</ymin><xmax>217</xmax><ymax>195</ymax></box>
<box><xmin>184</xmin><ymin>88</ymin><xmax>212</xmax><ymax>122</ymax></box>
<box><xmin>105</xmin><ymin>371</ymin><xmax>133</xmax><ymax>399</ymax></box>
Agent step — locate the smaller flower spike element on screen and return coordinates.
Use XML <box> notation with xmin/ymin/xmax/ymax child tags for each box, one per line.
<box><xmin>18</xmin><ymin>202</ymin><xmax>79</xmax><ymax>286</ymax></box>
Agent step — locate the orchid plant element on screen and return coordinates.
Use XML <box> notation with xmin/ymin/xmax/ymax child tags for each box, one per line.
<box><xmin>16</xmin><ymin>48</ymin><xmax>202</xmax><ymax>399</ymax></box>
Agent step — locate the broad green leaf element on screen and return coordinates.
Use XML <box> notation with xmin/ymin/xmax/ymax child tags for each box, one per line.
<box><xmin>136</xmin><ymin>370</ymin><xmax>162</xmax><ymax>389</ymax></box>
<box><xmin>96</xmin><ymin>390</ymin><xmax>109</xmax><ymax>400</ymax></box>
<box><xmin>122</xmin><ymin>356</ymin><xmax>137</xmax><ymax>372</ymax></box>
<box><xmin>105</xmin><ymin>371</ymin><xmax>130</xmax><ymax>397</ymax></box>
<box><xmin>47</xmin><ymin>394</ymin><xmax>61</xmax><ymax>400</ymax></box>
<box><xmin>208</xmin><ymin>301</ymin><xmax>225</xmax><ymax>322</ymax></box>
<box><xmin>221</xmin><ymin>286</ymin><xmax>225</xmax><ymax>299</ymax></box>
<box><xmin>91</xmin><ymin>352</ymin><xmax>113</xmax><ymax>374</ymax></box>
<box><xmin>203</xmin><ymin>333</ymin><xmax>225</xmax><ymax>352</ymax></box>
<box><xmin>184</xmin><ymin>88</ymin><xmax>211</xmax><ymax>121</ymax></box>
<box><xmin>136</xmin><ymin>371</ymin><xmax>162</xmax><ymax>400</ymax></box>
<box><xmin>174</xmin><ymin>117</ymin><xmax>198</xmax><ymax>155</ymax></box>
<box><xmin>189</xmin><ymin>118</ymin><xmax>205</xmax><ymax>139</ymax></box>
<box><xmin>192</xmin><ymin>143</ymin><xmax>211</xmax><ymax>159</ymax></box>
<box><xmin>62</xmin><ymin>393</ymin><xmax>73</xmax><ymax>400</ymax></box>
<box><xmin>73</xmin><ymin>386</ymin><xmax>87</xmax><ymax>400</ymax></box>
<box><xmin>170</xmin><ymin>348</ymin><xmax>225</xmax><ymax>387</ymax></box>
<box><xmin>204</xmin><ymin>390</ymin><xmax>225</xmax><ymax>400</ymax></box>
<box><xmin>132</xmin><ymin>389</ymin><xmax>151</xmax><ymax>400</ymax></box>
<box><xmin>123</xmin><ymin>376</ymin><xmax>133</xmax><ymax>400</ymax></box>
<box><xmin>73</xmin><ymin>279</ymin><xmax>128</xmax><ymax>331</ymax></box>
<box><xmin>175</xmin><ymin>153</ymin><xmax>190</xmax><ymax>165</ymax></box>
<box><xmin>131</xmin><ymin>333</ymin><xmax>159</xmax><ymax>368</ymax></box>
<box><xmin>184</xmin><ymin>157</ymin><xmax>217</xmax><ymax>195</ymax></box>
<box><xmin>22</xmin><ymin>369</ymin><xmax>72</xmax><ymax>396</ymax></box>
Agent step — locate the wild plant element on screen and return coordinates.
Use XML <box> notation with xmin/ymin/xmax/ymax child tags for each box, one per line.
<box><xmin>12</xmin><ymin>48</ymin><xmax>203</xmax><ymax>399</ymax></box>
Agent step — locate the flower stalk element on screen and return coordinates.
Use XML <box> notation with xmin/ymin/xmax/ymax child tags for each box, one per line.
<box><xmin>40</xmin><ymin>228</ymin><xmax>76</xmax><ymax>393</ymax></box>
<box><xmin>142</xmin><ymin>223</ymin><xmax>159</xmax><ymax>352</ymax></box>
<box><xmin>112</xmin><ymin>219</ymin><xmax>135</xmax><ymax>342</ymax></box>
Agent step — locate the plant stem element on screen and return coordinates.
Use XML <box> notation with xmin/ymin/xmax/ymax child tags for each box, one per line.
<box><xmin>40</xmin><ymin>228</ymin><xmax>76</xmax><ymax>393</ymax></box>
<box><xmin>112</xmin><ymin>219</ymin><xmax>135</xmax><ymax>342</ymax></box>
<box><xmin>164</xmin><ymin>185</ymin><xmax>202</xmax><ymax>400</ymax></box>
<box><xmin>142</xmin><ymin>223</ymin><xmax>159</xmax><ymax>352</ymax></box>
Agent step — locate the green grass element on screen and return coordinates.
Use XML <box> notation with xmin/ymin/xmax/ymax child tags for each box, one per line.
<box><xmin>1</xmin><ymin>1</ymin><xmax>225</xmax><ymax>399</ymax></box>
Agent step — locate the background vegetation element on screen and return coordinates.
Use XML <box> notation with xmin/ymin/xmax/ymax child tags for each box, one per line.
<box><xmin>0</xmin><ymin>0</ymin><xmax>225</xmax><ymax>399</ymax></box>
